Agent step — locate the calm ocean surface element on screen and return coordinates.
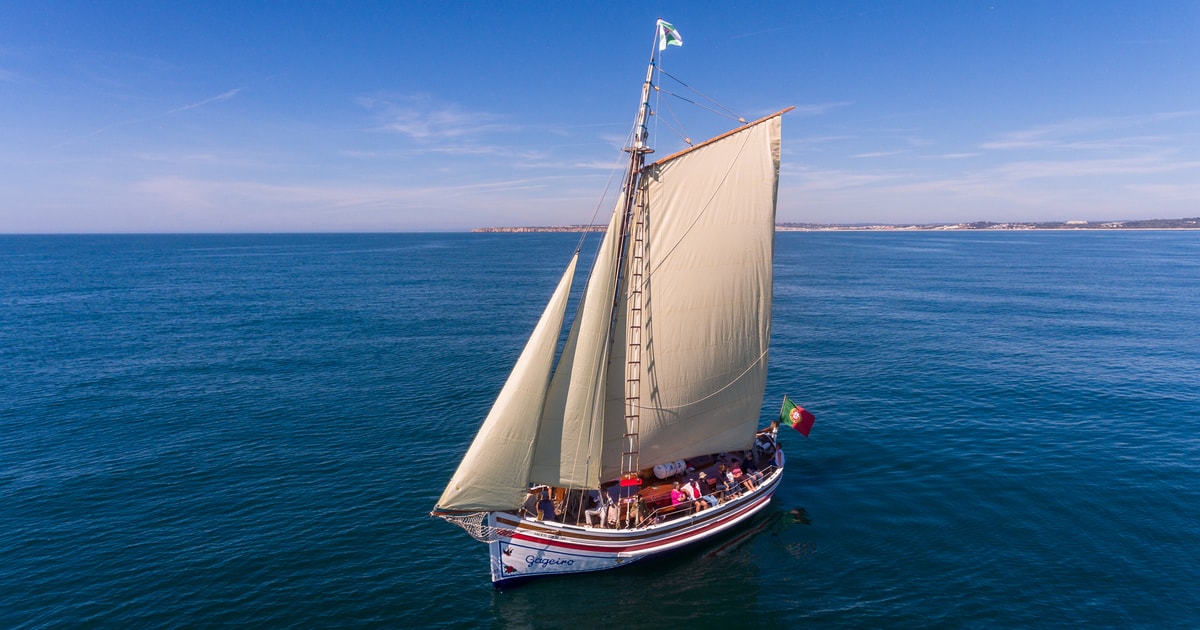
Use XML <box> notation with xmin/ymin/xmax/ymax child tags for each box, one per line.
<box><xmin>2</xmin><ymin>231</ymin><xmax>1198</xmax><ymax>628</ymax></box>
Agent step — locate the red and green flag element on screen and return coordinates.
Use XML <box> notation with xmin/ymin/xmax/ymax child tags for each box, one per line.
<box><xmin>781</xmin><ymin>396</ymin><xmax>815</xmax><ymax>437</ymax></box>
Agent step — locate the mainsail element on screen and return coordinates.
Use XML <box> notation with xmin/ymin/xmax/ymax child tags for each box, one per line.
<box><xmin>435</xmin><ymin>111</ymin><xmax>784</xmax><ymax>513</ymax></box>
<box><xmin>605</xmin><ymin>113</ymin><xmax>782</xmax><ymax>471</ymax></box>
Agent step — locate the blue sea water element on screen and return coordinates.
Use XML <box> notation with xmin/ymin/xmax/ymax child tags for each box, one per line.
<box><xmin>2</xmin><ymin>231</ymin><xmax>1198</xmax><ymax>628</ymax></box>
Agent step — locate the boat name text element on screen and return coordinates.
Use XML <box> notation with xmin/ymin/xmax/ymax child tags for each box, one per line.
<box><xmin>526</xmin><ymin>556</ymin><xmax>575</xmax><ymax>569</ymax></box>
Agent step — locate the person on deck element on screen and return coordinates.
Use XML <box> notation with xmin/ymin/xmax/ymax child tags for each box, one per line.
<box><xmin>522</xmin><ymin>487</ymin><xmax>546</xmax><ymax>518</ymax></box>
<box><xmin>670</xmin><ymin>482</ymin><xmax>686</xmax><ymax>507</ymax></box>
<box><xmin>718</xmin><ymin>464</ymin><xmax>738</xmax><ymax>498</ymax></box>
<box><xmin>744</xmin><ymin>458</ymin><xmax>763</xmax><ymax>485</ymax></box>
<box><xmin>755</xmin><ymin>421</ymin><xmax>779</xmax><ymax>454</ymax></box>
<box><xmin>696</xmin><ymin>472</ymin><xmax>720</xmax><ymax>507</ymax></box>
<box><xmin>683</xmin><ymin>478</ymin><xmax>706</xmax><ymax>511</ymax></box>
<box><xmin>537</xmin><ymin>492</ymin><xmax>557</xmax><ymax>522</ymax></box>
<box><xmin>732</xmin><ymin>461</ymin><xmax>756</xmax><ymax>492</ymax></box>
<box><xmin>584</xmin><ymin>490</ymin><xmax>606</xmax><ymax>527</ymax></box>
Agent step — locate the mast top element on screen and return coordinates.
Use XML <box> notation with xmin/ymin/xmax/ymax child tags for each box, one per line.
<box><xmin>627</xmin><ymin>19</ymin><xmax>679</xmax><ymax>155</ymax></box>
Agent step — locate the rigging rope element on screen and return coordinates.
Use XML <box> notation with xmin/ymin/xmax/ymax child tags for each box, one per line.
<box><xmin>657</xmin><ymin>67</ymin><xmax>744</xmax><ymax>122</ymax></box>
<box><xmin>651</xmin><ymin>88</ymin><xmax>693</xmax><ymax>146</ymax></box>
<box><xmin>657</xmin><ymin>88</ymin><xmax>746</xmax><ymax>124</ymax></box>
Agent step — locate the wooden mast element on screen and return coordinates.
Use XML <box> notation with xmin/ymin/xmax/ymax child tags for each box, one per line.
<box><xmin>616</xmin><ymin>24</ymin><xmax>661</xmax><ymax>493</ymax></box>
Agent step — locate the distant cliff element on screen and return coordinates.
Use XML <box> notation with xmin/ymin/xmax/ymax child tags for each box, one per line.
<box><xmin>473</xmin><ymin>225</ymin><xmax>607</xmax><ymax>233</ymax></box>
<box><xmin>777</xmin><ymin>218</ymin><xmax>1200</xmax><ymax>231</ymax></box>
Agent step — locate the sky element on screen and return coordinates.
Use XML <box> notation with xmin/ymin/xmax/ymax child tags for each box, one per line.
<box><xmin>1</xmin><ymin>1</ymin><xmax>1198</xmax><ymax>232</ymax></box>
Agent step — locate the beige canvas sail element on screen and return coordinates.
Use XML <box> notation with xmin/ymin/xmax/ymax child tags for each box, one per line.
<box><xmin>605</xmin><ymin>113</ymin><xmax>783</xmax><ymax>469</ymax></box>
<box><xmin>434</xmin><ymin>253</ymin><xmax>579</xmax><ymax>512</ymax></box>
<box><xmin>529</xmin><ymin>202</ymin><xmax>624</xmax><ymax>489</ymax></box>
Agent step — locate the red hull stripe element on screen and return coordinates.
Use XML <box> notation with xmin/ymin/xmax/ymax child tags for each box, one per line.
<box><xmin>503</xmin><ymin>490</ymin><xmax>773</xmax><ymax>555</ymax></box>
<box><xmin>495</xmin><ymin>472</ymin><xmax>783</xmax><ymax>543</ymax></box>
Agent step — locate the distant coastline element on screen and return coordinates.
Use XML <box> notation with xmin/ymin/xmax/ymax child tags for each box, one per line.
<box><xmin>474</xmin><ymin>218</ymin><xmax>1200</xmax><ymax>233</ymax></box>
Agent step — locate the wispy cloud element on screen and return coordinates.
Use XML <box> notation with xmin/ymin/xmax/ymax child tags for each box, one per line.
<box><xmin>792</xmin><ymin>102</ymin><xmax>850</xmax><ymax>117</ymax></box>
<box><xmin>166</xmin><ymin>88</ymin><xmax>242</xmax><ymax>114</ymax></box>
<box><xmin>1125</xmin><ymin>183</ymin><xmax>1200</xmax><ymax>201</ymax></box>
<box><xmin>351</xmin><ymin>94</ymin><xmax>626</xmax><ymax>170</ymax></box>
<box><xmin>125</xmin><ymin>173</ymin><xmax>604</xmax><ymax>230</ymax></box>
<box><xmin>341</xmin><ymin>140</ymin><xmax>574</xmax><ymax>171</ymax></box>
<box><xmin>924</xmin><ymin>153</ymin><xmax>981</xmax><ymax>159</ymax></box>
<box><xmin>853</xmin><ymin>150</ymin><xmax>907</xmax><ymax>159</ymax></box>
<box><xmin>88</xmin><ymin>87</ymin><xmax>244</xmax><ymax>136</ymax></box>
<box><xmin>789</xmin><ymin>134</ymin><xmax>856</xmax><ymax>152</ymax></box>
<box><xmin>129</xmin><ymin>150</ymin><xmax>264</xmax><ymax>168</ymax></box>
<box><xmin>988</xmin><ymin>153</ymin><xmax>1200</xmax><ymax>180</ymax></box>
<box><xmin>572</xmin><ymin>159</ymin><xmax>627</xmax><ymax>171</ymax></box>
<box><xmin>982</xmin><ymin>112</ymin><xmax>1195</xmax><ymax>150</ymax></box>
<box><xmin>782</xmin><ymin>147</ymin><xmax>1200</xmax><ymax>219</ymax></box>
<box><xmin>132</xmin><ymin>174</ymin><xmax>577</xmax><ymax>209</ymax></box>
<box><xmin>784</xmin><ymin>165</ymin><xmax>907</xmax><ymax>191</ymax></box>
<box><xmin>359</xmin><ymin>95</ymin><xmax>516</xmax><ymax>140</ymax></box>
<box><xmin>414</xmin><ymin>144</ymin><xmax>546</xmax><ymax>160</ymax></box>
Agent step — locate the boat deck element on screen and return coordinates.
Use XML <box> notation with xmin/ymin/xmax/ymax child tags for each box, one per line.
<box><xmin>521</xmin><ymin>430</ymin><xmax>781</xmax><ymax>530</ymax></box>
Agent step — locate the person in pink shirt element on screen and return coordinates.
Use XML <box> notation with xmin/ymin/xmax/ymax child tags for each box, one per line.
<box><xmin>670</xmin><ymin>481</ymin><xmax>686</xmax><ymax>506</ymax></box>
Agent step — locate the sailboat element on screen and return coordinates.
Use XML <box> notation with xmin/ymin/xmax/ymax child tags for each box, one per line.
<box><xmin>431</xmin><ymin>20</ymin><xmax>797</xmax><ymax>586</ymax></box>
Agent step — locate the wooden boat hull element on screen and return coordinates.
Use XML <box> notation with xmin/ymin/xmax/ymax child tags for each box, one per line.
<box><xmin>485</xmin><ymin>465</ymin><xmax>784</xmax><ymax>586</ymax></box>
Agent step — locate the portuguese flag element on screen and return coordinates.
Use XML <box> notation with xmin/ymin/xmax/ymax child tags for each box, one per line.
<box><xmin>781</xmin><ymin>396</ymin><xmax>815</xmax><ymax>437</ymax></box>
